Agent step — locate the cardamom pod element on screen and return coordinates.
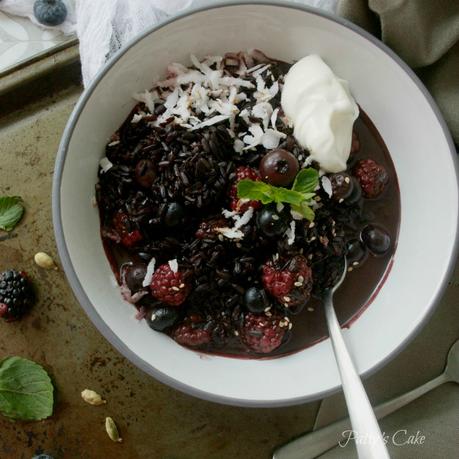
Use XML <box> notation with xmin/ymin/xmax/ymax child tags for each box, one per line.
<box><xmin>81</xmin><ymin>389</ymin><xmax>106</xmax><ymax>406</ymax></box>
<box><xmin>105</xmin><ymin>417</ymin><xmax>122</xmax><ymax>443</ymax></box>
<box><xmin>34</xmin><ymin>252</ymin><xmax>58</xmax><ymax>270</ymax></box>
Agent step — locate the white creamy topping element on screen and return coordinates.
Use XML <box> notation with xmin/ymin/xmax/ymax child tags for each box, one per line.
<box><xmin>281</xmin><ymin>55</ymin><xmax>359</xmax><ymax>173</ymax></box>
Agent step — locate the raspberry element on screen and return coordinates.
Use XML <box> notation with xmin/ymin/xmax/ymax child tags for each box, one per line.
<box><xmin>150</xmin><ymin>263</ymin><xmax>190</xmax><ymax>306</ymax></box>
<box><xmin>113</xmin><ymin>212</ymin><xmax>143</xmax><ymax>247</ymax></box>
<box><xmin>0</xmin><ymin>270</ymin><xmax>35</xmax><ymax>321</ymax></box>
<box><xmin>195</xmin><ymin>217</ymin><xmax>227</xmax><ymax>239</ymax></box>
<box><xmin>262</xmin><ymin>255</ymin><xmax>313</xmax><ymax>312</ymax></box>
<box><xmin>240</xmin><ymin>313</ymin><xmax>286</xmax><ymax>353</ymax></box>
<box><xmin>173</xmin><ymin>322</ymin><xmax>211</xmax><ymax>347</ymax></box>
<box><xmin>353</xmin><ymin>159</ymin><xmax>388</xmax><ymax>199</ymax></box>
<box><xmin>229</xmin><ymin>166</ymin><xmax>262</xmax><ymax>213</ymax></box>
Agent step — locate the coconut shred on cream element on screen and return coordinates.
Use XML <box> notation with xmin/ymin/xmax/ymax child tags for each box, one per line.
<box><xmin>281</xmin><ymin>55</ymin><xmax>359</xmax><ymax>173</ymax></box>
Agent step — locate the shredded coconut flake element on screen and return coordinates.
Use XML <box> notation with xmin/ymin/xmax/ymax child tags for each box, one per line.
<box><xmin>271</xmin><ymin>107</ymin><xmax>279</xmax><ymax>130</ymax></box>
<box><xmin>108</xmin><ymin>140</ymin><xmax>120</xmax><ymax>147</ymax></box>
<box><xmin>252</xmin><ymin>64</ymin><xmax>271</xmax><ymax>77</ymax></box>
<box><xmin>142</xmin><ymin>257</ymin><xmax>156</xmax><ymax>287</ymax></box>
<box><xmin>133</xmin><ymin>90</ymin><xmax>157</xmax><ymax>113</ymax></box>
<box><xmin>252</xmin><ymin>102</ymin><xmax>273</xmax><ymax>130</ymax></box>
<box><xmin>222</xmin><ymin>209</ymin><xmax>237</xmax><ymax>218</ymax></box>
<box><xmin>164</xmin><ymin>88</ymin><xmax>180</xmax><ymax>109</ymax></box>
<box><xmin>234</xmin><ymin>139</ymin><xmax>245</xmax><ymax>153</ymax></box>
<box><xmin>302</xmin><ymin>156</ymin><xmax>314</xmax><ymax>168</ymax></box>
<box><xmin>131</xmin><ymin>113</ymin><xmax>144</xmax><ymax>124</ymax></box>
<box><xmin>233</xmin><ymin>207</ymin><xmax>254</xmax><ymax>229</ymax></box>
<box><xmin>246</xmin><ymin>63</ymin><xmax>265</xmax><ymax>74</ymax></box>
<box><xmin>190</xmin><ymin>115</ymin><xmax>230</xmax><ymax>130</ymax></box>
<box><xmin>243</xmin><ymin>123</ymin><xmax>264</xmax><ymax>150</ymax></box>
<box><xmin>216</xmin><ymin>227</ymin><xmax>244</xmax><ymax>240</ymax></box>
<box><xmin>262</xmin><ymin>129</ymin><xmax>286</xmax><ymax>149</ymax></box>
<box><xmin>321</xmin><ymin>176</ymin><xmax>333</xmax><ymax>198</ymax></box>
<box><xmin>286</xmin><ymin>220</ymin><xmax>296</xmax><ymax>245</ymax></box>
<box><xmin>168</xmin><ymin>259</ymin><xmax>178</xmax><ymax>273</ymax></box>
<box><xmin>99</xmin><ymin>157</ymin><xmax>113</xmax><ymax>173</ymax></box>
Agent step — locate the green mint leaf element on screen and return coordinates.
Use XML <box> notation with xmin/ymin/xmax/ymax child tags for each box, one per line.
<box><xmin>237</xmin><ymin>180</ymin><xmax>273</xmax><ymax>204</ymax></box>
<box><xmin>292</xmin><ymin>168</ymin><xmax>319</xmax><ymax>194</ymax></box>
<box><xmin>0</xmin><ymin>357</ymin><xmax>54</xmax><ymax>421</ymax></box>
<box><xmin>271</xmin><ymin>188</ymin><xmax>306</xmax><ymax>207</ymax></box>
<box><xmin>291</xmin><ymin>203</ymin><xmax>315</xmax><ymax>221</ymax></box>
<box><xmin>0</xmin><ymin>196</ymin><xmax>24</xmax><ymax>232</ymax></box>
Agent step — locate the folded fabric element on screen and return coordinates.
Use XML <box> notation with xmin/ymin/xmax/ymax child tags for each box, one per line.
<box><xmin>338</xmin><ymin>0</ymin><xmax>459</xmax><ymax>145</ymax></box>
<box><xmin>3</xmin><ymin>0</ymin><xmax>455</xmax><ymax>146</ymax></box>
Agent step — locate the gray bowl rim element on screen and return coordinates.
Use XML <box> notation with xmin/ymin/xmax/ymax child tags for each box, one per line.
<box><xmin>52</xmin><ymin>0</ymin><xmax>459</xmax><ymax>408</ymax></box>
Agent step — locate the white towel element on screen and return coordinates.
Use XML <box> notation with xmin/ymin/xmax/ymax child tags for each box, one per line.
<box><xmin>0</xmin><ymin>0</ymin><xmax>337</xmax><ymax>86</ymax></box>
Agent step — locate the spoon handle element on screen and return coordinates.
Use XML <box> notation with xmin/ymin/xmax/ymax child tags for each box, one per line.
<box><xmin>373</xmin><ymin>373</ymin><xmax>448</xmax><ymax>419</ymax></box>
<box><xmin>324</xmin><ymin>292</ymin><xmax>389</xmax><ymax>459</ymax></box>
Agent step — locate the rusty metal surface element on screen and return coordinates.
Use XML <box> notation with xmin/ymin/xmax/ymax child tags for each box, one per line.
<box><xmin>1</xmin><ymin>59</ymin><xmax>458</xmax><ymax>459</ymax></box>
<box><xmin>0</xmin><ymin>80</ymin><xmax>321</xmax><ymax>459</ymax></box>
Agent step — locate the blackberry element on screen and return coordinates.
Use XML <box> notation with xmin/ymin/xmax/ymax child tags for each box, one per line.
<box><xmin>353</xmin><ymin>159</ymin><xmax>389</xmax><ymax>199</ymax></box>
<box><xmin>150</xmin><ymin>263</ymin><xmax>190</xmax><ymax>306</ymax></box>
<box><xmin>262</xmin><ymin>255</ymin><xmax>313</xmax><ymax>313</ymax></box>
<box><xmin>0</xmin><ymin>270</ymin><xmax>35</xmax><ymax>321</ymax></box>
<box><xmin>173</xmin><ymin>321</ymin><xmax>211</xmax><ymax>347</ymax></box>
<box><xmin>240</xmin><ymin>313</ymin><xmax>287</xmax><ymax>354</ymax></box>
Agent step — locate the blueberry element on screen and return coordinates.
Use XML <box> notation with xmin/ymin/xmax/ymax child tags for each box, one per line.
<box><xmin>344</xmin><ymin>177</ymin><xmax>362</xmax><ymax>205</ymax></box>
<box><xmin>346</xmin><ymin>239</ymin><xmax>368</xmax><ymax>266</ymax></box>
<box><xmin>256</xmin><ymin>206</ymin><xmax>289</xmax><ymax>237</ymax></box>
<box><xmin>361</xmin><ymin>225</ymin><xmax>391</xmax><ymax>255</ymax></box>
<box><xmin>259</xmin><ymin>149</ymin><xmax>299</xmax><ymax>186</ymax></box>
<box><xmin>135</xmin><ymin>159</ymin><xmax>156</xmax><ymax>188</ymax></box>
<box><xmin>244</xmin><ymin>287</ymin><xmax>270</xmax><ymax>313</ymax></box>
<box><xmin>147</xmin><ymin>307</ymin><xmax>179</xmax><ymax>331</ymax></box>
<box><xmin>164</xmin><ymin>202</ymin><xmax>185</xmax><ymax>227</ymax></box>
<box><xmin>33</xmin><ymin>0</ymin><xmax>67</xmax><ymax>26</ymax></box>
<box><xmin>329</xmin><ymin>172</ymin><xmax>354</xmax><ymax>201</ymax></box>
<box><xmin>124</xmin><ymin>263</ymin><xmax>147</xmax><ymax>292</ymax></box>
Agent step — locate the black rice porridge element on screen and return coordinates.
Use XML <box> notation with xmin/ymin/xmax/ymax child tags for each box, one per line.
<box><xmin>96</xmin><ymin>50</ymin><xmax>400</xmax><ymax>358</ymax></box>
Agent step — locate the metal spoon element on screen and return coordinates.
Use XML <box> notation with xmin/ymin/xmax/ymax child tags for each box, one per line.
<box><xmin>274</xmin><ymin>338</ymin><xmax>459</xmax><ymax>459</ymax></box>
<box><xmin>275</xmin><ymin>259</ymin><xmax>389</xmax><ymax>459</ymax></box>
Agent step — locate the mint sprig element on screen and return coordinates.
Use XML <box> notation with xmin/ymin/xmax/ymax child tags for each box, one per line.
<box><xmin>0</xmin><ymin>357</ymin><xmax>54</xmax><ymax>421</ymax></box>
<box><xmin>237</xmin><ymin>168</ymin><xmax>319</xmax><ymax>221</ymax></box>
<box><xmin>0</xmin><ymin>196</ymin><xmax>24</xmax><ymax>232</ymax></box>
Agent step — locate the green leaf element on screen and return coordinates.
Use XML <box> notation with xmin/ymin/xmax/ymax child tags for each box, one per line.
<box><xmin>271</xmin><ymin>188</ymin><xmax>306</xmax><ymax>206</ymax></box>
<box><xmin>0</xmin><ymin>196</ymin><xmax>24</xmax><ymax>232</ymax></box>
<box><xmin>292</xmin><ymin>168</ymin><xmax>319</xmax><ymax>194</ymax></box>
<box><xmin>291</xmin><ymin>203</ymin><xmax>315</xmax><ymax>221</ymax></box>
<box><xmin>237</xmin><ymin>180</ymin><xmax>274</xmax><ymax>204</ymax></box>
<box><xmin>0</xmin><ymin>357</ymin><xmax>54</xmax><ymax>421</ymax></box>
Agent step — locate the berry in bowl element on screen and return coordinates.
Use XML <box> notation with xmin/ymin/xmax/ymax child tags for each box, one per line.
<box><xmin>95</xmin><ymin>51</ymin><xmax>400</xmax><ymax>358</ymax></box>
<box><xmin>53</xmin><ymin>3</ymin><xmax>458</xmax><ymax>406</ymax></box>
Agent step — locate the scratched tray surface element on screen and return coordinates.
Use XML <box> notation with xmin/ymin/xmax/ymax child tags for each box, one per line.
<box><xmin>1</xmin><ymin>59</ymin><xmax>459</xmax><ymax>459</ymax></box>
<box><xmin>0</xmin><ymin>67</ymin><xmax>321</xmax><ymax>459</ymax></box>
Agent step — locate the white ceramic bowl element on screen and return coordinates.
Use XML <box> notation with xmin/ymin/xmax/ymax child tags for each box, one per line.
<box><xmin>53</xmin><ymin>1</ymin><xmax>458</xmax><ymax>407</ymax></box>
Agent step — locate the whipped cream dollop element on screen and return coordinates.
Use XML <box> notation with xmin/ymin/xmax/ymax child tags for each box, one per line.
<box><xmin>281</xmin><ymin>55</ymin><xmax>359</xmax><ymax>173</ymax></box>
